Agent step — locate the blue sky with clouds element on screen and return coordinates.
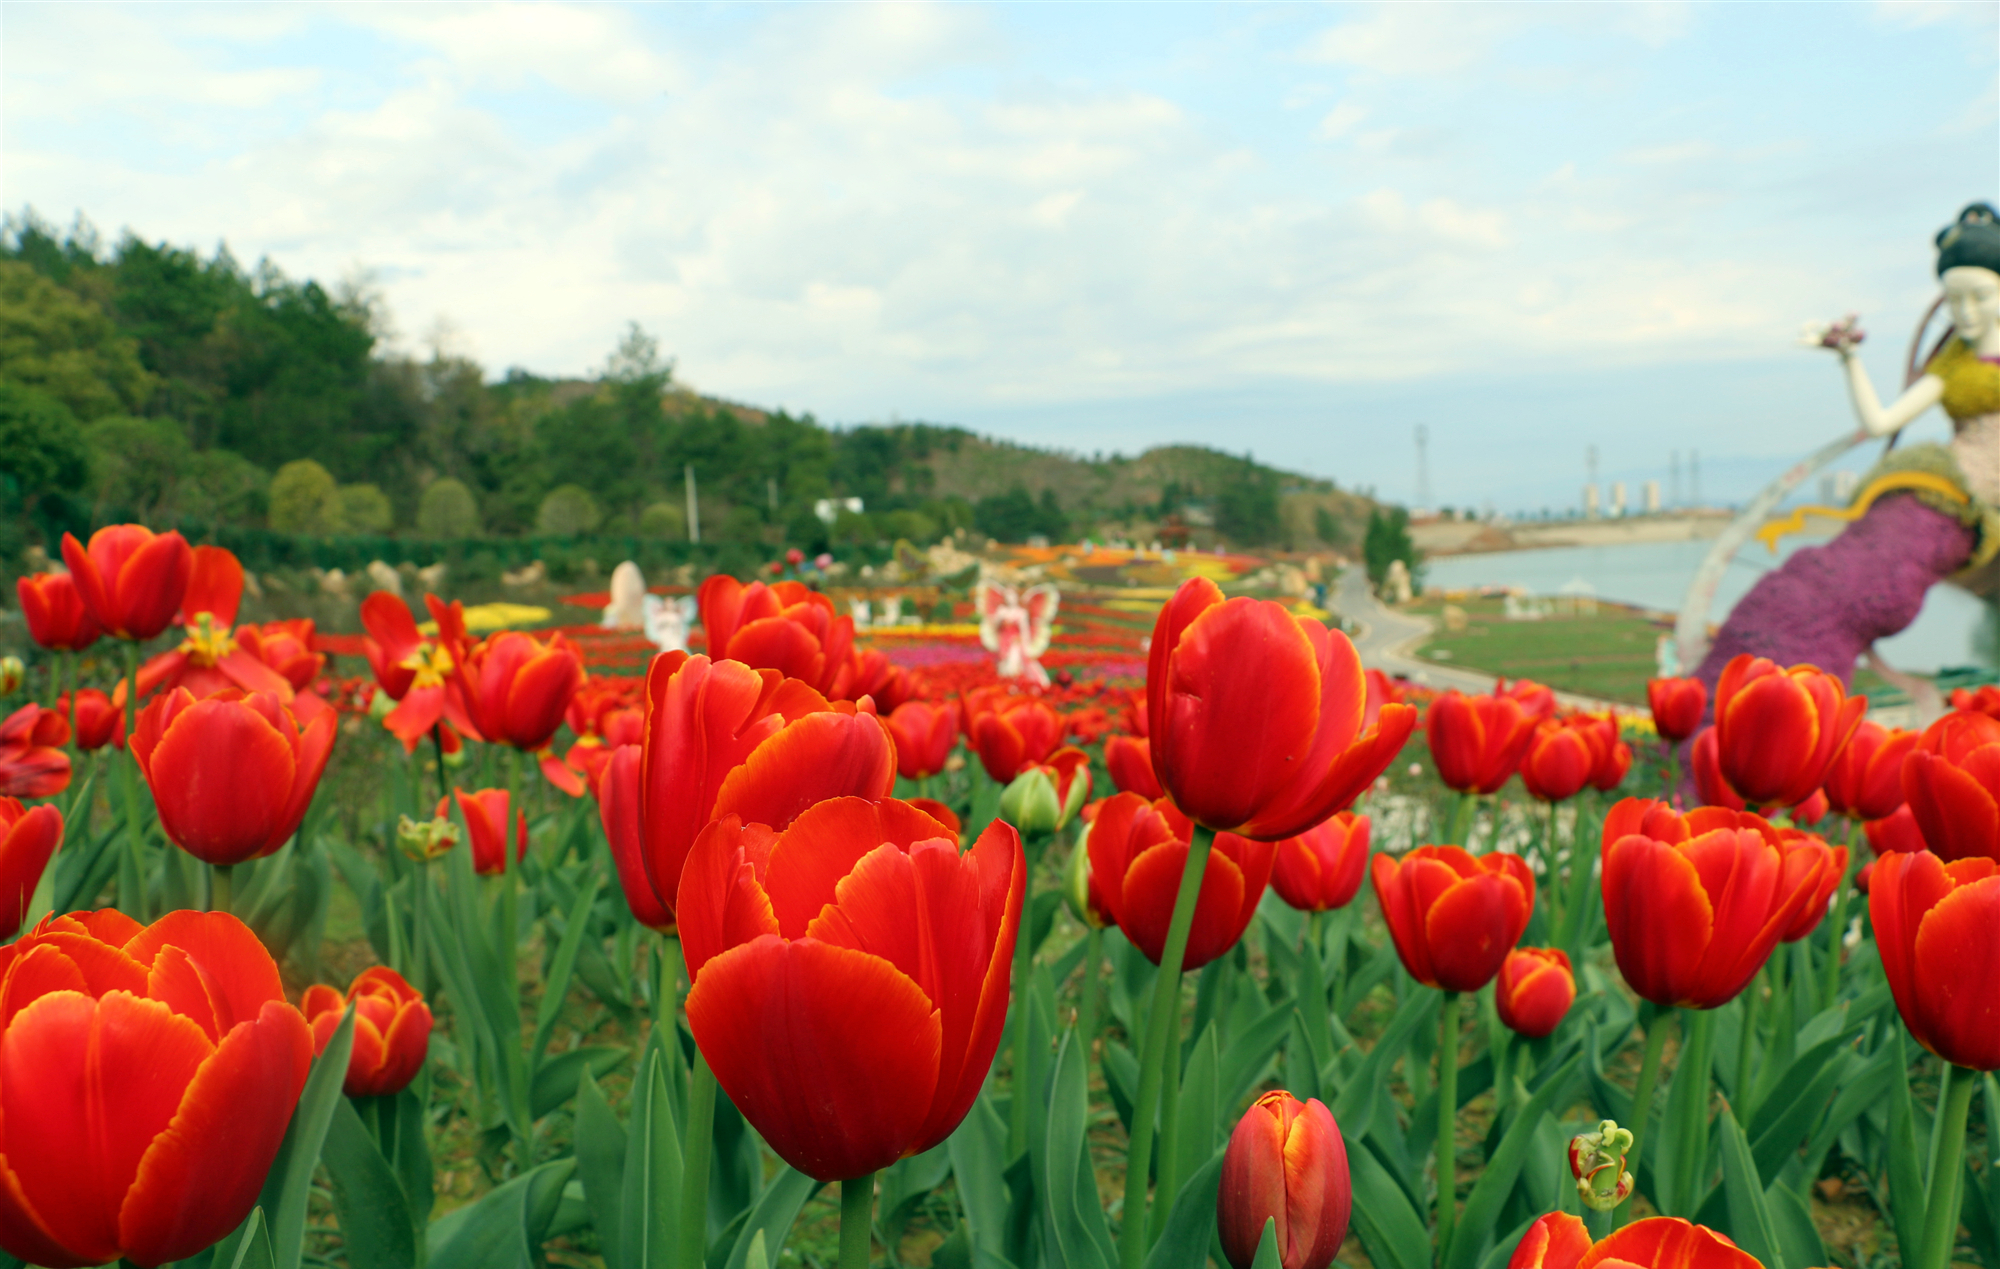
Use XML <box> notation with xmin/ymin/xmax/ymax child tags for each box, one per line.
<box><xmin>5</xmin><ymin>2</ymin><xmax>1995</xmax><ymax>512</ymax></box>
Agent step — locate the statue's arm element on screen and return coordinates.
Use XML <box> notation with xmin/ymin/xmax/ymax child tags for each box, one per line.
<box><xmin>1838</xmin><ymin>352</ymin><xmax>1944</xmax><ymax>436</ymax></box>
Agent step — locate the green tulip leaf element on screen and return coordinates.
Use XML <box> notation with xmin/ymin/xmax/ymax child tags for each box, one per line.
<box><xmin>1142</xmin><ymin>1147</ymin><xmax>1225</xmax><ymax>1269</ymax></box>
<box><xmin>427</xmin><ymin>1157</ymin><xmax>576</xmax><ymax>1269</ymax></box>
<box><xmin>1444</xmin><ymin>1052</ymin><xmax>1581</xmax><ymax>1269</ymax></box>
<box><xmin>1344</xmin><ymin>1125</ymin><xmax>1433</xmax><ymax>1269</ymax></box>
<box><xmin>945</xmin><ymin>1094</ymin><xmax>1011</xmax><ymax>1258</ymax></box>
<box><xmin>323</xmin><ymin>1096</ymin><xmax>417</xmax><ymax>1269</ymax></box>
<box><xmin>575</xmin><ymin>1070</ymin><xmax>629</xmax><ymax>1269</ymax></box>
<box><xmin>226</xmin><ymin>1207</ymin><xmax>276</xmax><ymax>1269</ymax></box>
<box><xmin>711</xmin><ymin>1166</ymin><xmax>820</xmax><ymax>1269</ymax></box>
<box><xmin>1716</xmin><ymin>1107</ymin><xmax>1784</xmax><ymax>1269</ymax></box>
<box><xmin>1250</xmin><ymin>1217</ymin><xmax>1282</xmax><ymax>1269</ymax></box>
<box><xmin>529</xmin><ymin>1044</ymin><xmax>627</xmax><ymax>1119</ymax></box>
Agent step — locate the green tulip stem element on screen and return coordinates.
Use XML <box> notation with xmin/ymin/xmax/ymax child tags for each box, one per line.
<box><xmin>211</xmin><ymin>863</ymin><xmax>233</xmax><ymax>914</ymax></box>
<box><xmin>1735</xmin><ymin>969</ymin><xmax>1761</xmax><ymax>1117</ymax></box>
<box><xmin>1919</xmin><ymin>1064</ymin><xmax>1977</xmax><ymax>1269</ymax></box>
<box><xmin>840</xmin><ymin>1172</ymin><xmax>875</xmax><ymax>1269</ymax></box>
<box><xmin>1672</xmin><ymin>1006</ymin><xmax>1717</xmax><ymax>1217</ymax></box>
<box><xmin>119</xmin><ymin>640</ymin><xmax>148</xmax><ymax>920</ymax></box>
<box><xmin>430</xmin><ymin>726</ymin><xmax>450</xmax><ymax>806</ymax></box>
<box><xmin>1076</xmin><ymin>924</ymin><xmax>1104</xmax><ymax>1054</ymax></box>
<box><xmin>1821</xmin><ymin>832</ymin><xmax>1858</xmax><ymax>1011</ymax></box>
<box><xmin>1619</xmin><ymin>1006</ymin><xmax>1672</xmax><ymax>1228</ymax></box>
<box><xmin>1116</xmin><ymin>825</ymin><xmax>1214</xmax><ymax>1269</ymax></box>
<box><xmin>1435</xmin><ymin>990</ymin><xmax>1461</xmax><ymax>1266</ymax></box>
<box><xmin>1556</xmin><ymin>813</ymin><xmax>1599</xmax><ymax>959</ymax></box>
<box><xmin>411</xmin><ymin>859</ymin><xmax>432</xmax><ymax>997</ymax></box>
<box><xmin>680</xmin><ymin>1051</ymin><xmax>719</xmax><ymax>1269</ymax></box>
<box><xmin>1447</xmin><ymin>792</ymin><xmax>1478</xmax><ymax>848</ymax></box>
<box><xmin>1007</xmin><ymin>829</ymin><xmax>1045</xmax><ymax>1158</ymax></box>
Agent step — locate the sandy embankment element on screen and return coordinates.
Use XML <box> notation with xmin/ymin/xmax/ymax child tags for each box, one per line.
<box><xmin>1412</xmin><ymin>511</ymin><xmax>1733</xmax><ymax>556</ymax></box>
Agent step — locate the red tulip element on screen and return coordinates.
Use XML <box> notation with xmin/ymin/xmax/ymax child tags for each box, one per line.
<box><xmin>441</xmin><ymin>788</ymin><xmax>526</xmax><ymax>876</ymax></box>
<box><xmin>60</xmin><ymin>526</ymin><xmax>193</xmax><ymax>643</ymax></box>
<box><xmin>1776</xmin><ymin>828</ymin><xmax>1848</xmax><ymax>942</ymax></box>
<box><xmin>1507</xmin><ymin>1213</ymin><xmax>1759</xmax><ymax>1269</ymax></box>
<box><xmin>359</xmin><ymin>592</ymin><xmax>479</xmax><ymax>749</ymax></box>
<box><xmin>1599</xmin><ymin>799</ymin><xmax>1824</xmax><ymax>1008</ymax></box>
<box><xmin>697</xmin><ymin>575</ymin><xmax>855</xmax><ymax>695</ymax></box>
<box><xmin>831</xmin><ymin>646</ymin><xmax>910</xmax><ymax>710</ymax></box>
<box><xmin>0</xmin><ymin>798</ymin><xmax>61</xmax><ymax>939</ymax></box>
<box><xmin>233</xmin><ymin>619</ymin><xmax>326</xmax><ymax>693</ymax></box>
<box><xmin>1370</xmin><ymin>846</ymin><xmax>1534</xmax><ymax>993</ymax></box>
<box><xmin>886</xmin><ymin>700</ymin><xmax>958</xmax><ymax>781</ymax></box>
<box><xmin>1495</xmin><ymin>947</ymin><xmax>1575</xmax><ymax>1039</ymax></box>
<box><xmin>1866</xmin><ymin>804</ymin><xmax>1927</xmax><ymax>857</ymax></box>
<box><xmin>1362</xmin><ymin>669</ymin><xmax>1402</xmax><ymax>733</ymax></box>
<box><xmin>0</xmin><ymin>704</ymin><xmax>71</xmax><ymax>799</ymax></box>
<box><xmin>0</xmin><ymin>909</ymin><xmax>313</xmax><ymax>1268</ymax></box>
<box><xmin>1519</xmin><ymin>720</ymin><xmax>1596</xmax><ymax>803</ymax></box>
<box><xmin>1871</xmin><ymin>850</ymin><xmax>2000</xmax><ymax>1070</ymax></box>
<box><xmin>302</xmin><ymin>966</ymin><xmax>433</xmax><ymax>1097</ymax></box>
<box><xmin>133</xmin><ymin>689</ymin><xmax>335</xmax><ymax>865</ymax></box>
<box><xmin>1954</xmin><ymin>685</ymin><xmax>2000</xmax><ymax>720</ymax></box>
<box><xmin>1217</xmin><ymin>1090</ymin><xmax>1351</xmax><ymax>1269</ymax></box>
<box><xmin>1269</xmin><ymin>813</ymin><xmax>1370</xmax><ymax>913</ymax></box>
<box><xmin>1498</xmin><ymin>678</ymin><xmax>1557</xmax><ymax>721</ymax></box>
<box><xmin>970</xmin><ymin>698</ymin><xmax>1063</xmax><ymax>782</ymax></box>
<box><xmin>1711</xmin><ymin>654</ymin><xmax>1865</xmax><ymax>808</ymax></box>
<box><xmin>1646</xmin><ymin>677</ymin><xmax>1707</xmax><ymax>744</ymax></box>
<box><xmin>1688</xmin><ymin>727</ymin><xmax>1746</xmax><ymax>811</ymax></box>
<box><xmin>133</xmin><ymin>548</ymin><xmax>295</xmax><ymax>703</ymax></box>
<box><xmin>999</xmin><ymin>746</ymin><xmax>1092</xmax><ymax>833</ymax></box>
<box><xmin>597</xmin><ymin>746</ymin><xmax>673</xmax><ymax>931</ymax></box>
<box><xmin>1582</xmin><ymin>716</ymin><xmax>1632</xmax><ymax>792</ymax></box>
<box><xmin>1902</xmin><ymin>709</ymin><xmax>2000</xmax><ymax>863</ymax></box>
<box><xmin>1427</xmin><ymin>691</ymin><xmax>1539</xmax><ymax>796</ymax></box>
<box><xmin>635</xmin><ymin>652</ymin><xmax>895</xmax><ymax>926</ymax></box>
<box><xmin>15</xmin><ymin>572</ymin><xmax>100</xmax><ymax>652</ymax></box>
<box><xmin>461</xmin><ymin>630</ymin><xmax>585</xmax><ymax>752</ymax></box>
<box><xmin>62</xmin><ymin>689</ymin><xmax>124</xmax><ymax>751</ymax></box>
<box><xmin>1104</xmin><ymin>734</ymin><xmax>1164</xmax><ymax>800</ymax></box>
<box><xmin>1821</xmin><ymin>720</ymin><xmax>1914</xmax><ymax>820</ymax></box>
<box><xmin>678</xmin><ymin>797</ymin><xmax>1023</xmax><ymax>1181</ymax></box>
<box><xmin>1148</xmin><ymin>578</ymin><xmax>1416</xmax><ymax>838</ymax></box>
<box><xmin>1086</xmin><ymin>791</ymin><xmax>1275</xmax><ymax>970</ymax></box>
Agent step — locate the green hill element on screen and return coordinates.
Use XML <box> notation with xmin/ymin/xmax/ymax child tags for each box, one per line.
<box><xmin>0</xmin><ymin>210</ymin><xmax>1379</xmax><ymax>560</ymax></box>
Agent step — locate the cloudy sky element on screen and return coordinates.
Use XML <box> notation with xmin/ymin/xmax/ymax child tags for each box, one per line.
<box><xmin>5</xmin><ymin>1</ymin><xmax>1996</xmax><ymax>511</ymax></box>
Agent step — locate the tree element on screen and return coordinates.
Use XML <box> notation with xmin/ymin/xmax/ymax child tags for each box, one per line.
<box><xmin>85</xmin><ymin>416</ymin><xmax>194</xmax><ymax>524</ymax></box>
<box><xmin>1363</xmin><ymin>506</ymin><xmax>1422</xmax><ymax>590</ymax></box>
<box><xmin>1215</xmin><ymin>457</ymin><xmax>1280</xmax><ymax>545</ymax></box>
<box><xmin>639</xmin><ymin>501</ymin><xmax>686</xmax><ymax>539</ymax></box>
<box><xmin>0</xmin><ymin>261</ymin><xmax>154</xmax><ymax>420</ymax></box>
<box><xmin>418</xmin><ymin>478</ymin><xmax>481</xmax><ymax>538</ymax></box>
<box><xmin>0</xmin><ymin>383</ymin><xmax>89</xmax><ymax>500</ymax></box>
<box><xmin>1313</xmin><ymin>505</ymin><xmax>1344</xmax><ymax>546</ymax></box>
<box><xmin>336</xmin><ymin>483</ymin><xmax>394</xmax><ymax>534</ymax></box>
<box><xmin>269</xmin><ymin>460</ymin><xmax>339</xmax><ymax>534</ymax></box>
<box><xmin>537</xmin><ymin>484</ymin><xmax>603</xmax><ymax>536</ymax></box>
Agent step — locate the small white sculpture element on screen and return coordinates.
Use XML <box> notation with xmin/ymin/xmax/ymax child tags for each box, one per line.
<box><xmin>603</xmin><ymin>561</ymin><xmax>647</xmax><ymax>630</ymax></box>
<box><xmin>978</xmin><ymin>580</ymin><xmax>1059</xmax><ymax>685</ymax></box>
<box><xmin>642</xmin><ymin>594</ymin><xmax>693</xmax><ymax>653</ymax></box>
<box><xmin>366</xmin><ymin>560</ymin><xmax>404</xmax><ymax>597</ymax></box>
<box><xmin>850</xmin><ymin>600</ymin><xmax>872</xmax><ymax>629</ymax></box>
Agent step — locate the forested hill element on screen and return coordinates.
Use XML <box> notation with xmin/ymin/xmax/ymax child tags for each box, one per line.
<box><xmin>0</xmin><ymin>211</ymin><xmax>1378</xmax><ymax>556</ymax></box>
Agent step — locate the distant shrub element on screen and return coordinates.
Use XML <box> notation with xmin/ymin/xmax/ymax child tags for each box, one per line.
<box><xmin>418</xmin><ymin>478</ymin><xmax>481</xmax><ymax>538</ymax></box>
<box><xmin>269</xmin><ymin>460</ymin><xmax>339</xmax><ymax>534</ymax></box>
<box><xmin>537</xmin><ymin>484</ymin><xmax>603</xmax><ymax>536</ymax></box>
<box><xmin>638</xmin><ymin>501</ymin><xmax>686</xmax><ymax>539</ymax></box>
<box><xmin>336</xmin><ymin>483</ymin><xmax>394</xmax><ymax>534</ymax></box>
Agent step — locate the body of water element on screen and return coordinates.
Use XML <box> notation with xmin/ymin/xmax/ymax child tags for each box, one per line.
<box><xmin>1422</xmin><ymin>535</ymin><xmax>1993</xmax><ymax>675</ymax></box>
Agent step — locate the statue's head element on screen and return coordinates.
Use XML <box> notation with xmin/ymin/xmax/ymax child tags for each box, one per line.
<box><xmin>1938</xmin><ymin>203</ymin><xmax>2000</xmax><ymax>341</ymax></box>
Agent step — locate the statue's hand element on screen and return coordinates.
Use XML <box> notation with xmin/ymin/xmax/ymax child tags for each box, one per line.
<box><xmin>1799</xmin><ymin>314</ymin><xmax>1865</xmax><ymax>353</ymax></box>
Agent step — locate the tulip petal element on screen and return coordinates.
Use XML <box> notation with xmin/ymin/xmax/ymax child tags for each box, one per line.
<box><xmin>1869</xmin><ymin>851</ymin><xmax>1958</xmax><ymax>1051</ymax></box>
<box><xmin>1423</xmin><ymin>872</ymin><xmax>1529</xmax><ymax>993</ymax></box>
<box><xmin>712</xmin><ymin>713</ymin><xmax>896</xmax><ymax>846</ymax></box>
<box><xmin>726</xmin><ymin>618</ymin><xmax>828</xmax><ymax>691</ymax></box>
<box><xmin>764</xmin><ymin>797</ymin><xmax>958</xmax><ymax>937</ymax></box>
<box><xmin>1602</xmin><ymin>836</ymin><xmax>1714</xmax><ymax>1007</ymax></box>
<box><xmin>123</xmin><ymin>911</ymin><xmax>288</xmax><ymax>1036</ymax></box>
<box><xmin>144</xmin><ymin>702</ymin><xmax>294</xmax><ymax>865</ymax></box>
<box><xmin>0</xmin><ymin>937</ymin><xmax>148</xmax><ymax>1027</ymax></box>
<box><xmin>687</xmin><ymin>936</ymin><xmax>940</xmax><ymax>1182</ymax></box>
<box><xmin>110</xmin><ymin>533</ymin><xmax>193</xmax><ymax>643</ymax></box>
<box><xmin>1120</xmin><ymin>837</ymin><xmax>1246</xmax><ymax>970</ymax></box>
<box><xmin>117</xmin><ymin>999</ymin><xmax>313</xmax><ymax>1266</ymax></box>
<box><xmin>1909</xmin><ymin>873</ymin><xmax>2000</xmax><ymax>1070</ymax></box>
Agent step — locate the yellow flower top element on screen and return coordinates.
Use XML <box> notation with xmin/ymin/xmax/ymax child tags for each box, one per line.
<box><xmin>176</xmin><ymin>613</ymin><xmax>238</xmax><ymax>667</ymax></box>
<box><xmin>1926</xmin><ymin>338</ymin><xmax>2000</xmax><ymax>422</ymax></box>
<box><xmin>399</xmin><ymin>642</ymin><xmax>455</xmax><ymax>690</ymax></box>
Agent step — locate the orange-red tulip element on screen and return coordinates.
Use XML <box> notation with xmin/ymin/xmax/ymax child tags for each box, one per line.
<box><xmin>133</xmin><ymin>689</ymin><xmax>335</xmax><ymax>866</ymax></box>
<box><xmin>15</xmin><ymin>572</ymin><xmax>99</xmax><ymax>652</ymax></box>
<box><xmin>1148</xmin><ymin>578</ymin><xmax>1415</xmax><ymax>839</ymax></box>
<box><xmin>1104</xmin><ymin>734</ymin><xmax>1164</xmax><ymax>800</ymax></box>
<box><xmin>831</xmin><ymin>645</ymin><xmax>910</xmax><ymax>710</ymax></box>
<box><xmin>1217</xmin><ymin>1090</ymin><xmax>1351</xmax><ymax>1269</ymax></box>
<box><xmin>1646</xmin><ymin>677</ymin><xmax>1707</xmax><ymax>744</ymax></box>
<box><xmin>1711</xmin><ymin>654</ymin><xmax>1865</xmax><ymax>809</ymax></box>
<box><xmin>302</xmin><ymin>966</ymin><xmax>433</xmax><ymax>1097</ymax></box>
<box><xmin>1902</xmin><ymin>708</ymin><xmax>2000</xmax><ymax>863</ymax></box>
<box><xmin>970</xmin><ymin>697</ymin><xmax>1063</xmax><ymax>782</ymax></box>
<box><xmin>1507</xmin><ymin>1213</ymin><xmax>1760</xmax><ymax>1269</ymax></box>
<box><xmin>635</xmin><ymin>652</ymin><xmax>895</xmax><ymax>926</ymax></box>
<box><xmin>1823</xmin><ymin>720</ymin><xmax>1916</xmax><ymax>821</ymax></box>
<box><xmin>441</xmin><ymin>788</ymin><xmax>526</xmax><ymax>876</ymax></box>
<box><xmin>0</xmin><ymin>799</ymin><xmax>61</xmax><ymax>940</ymax></box>
<box><xmin>1871</xmin><ymin>850</ymin><xmax>2000</xmax><ymax>1070</ymax></box>
<box><xmin>1519</xmin><ymin>720</ymin><xmax>1596</xmax><ymax>803</ymax></box>
<box><xmin>678</xmin><ymin>798</ymin><xmax>1023</xmax><ymax>1181</ymax></box>
<box><xmin>1866</xmin><ymin>804</ymin><xmax>1927</xmax><ymax>857</ymax></box>
<box><xmin>62</xmin><ymin>689</ymin><xmax>123</xmax><ymax>751</ymax></box>
<box><xmin>1688</xmin><ymin>727</ymin><xmax>1745</xmax><ymax>811</ymax></box>
<box><xmin>597</xmin><ymin>746</ymin><xmax>673</xmax><ymax>931</ymax></box>
<box><xmin>0</xmin><ymin>909</ymin><xmax>312</xmax><ymax>1268</ymax></box>
<box><xmin>1583</xmin><ymin>716</ymin><xmax>1633</xmax><ymax>792</ymax></box>
<box><xmin>1269</xmin><ymin>813</ymin><xmax>1370</xmax><ymax>913</ymax></box>
<box><xmin>461</xmin><ymin>630</ymin><xmax>584</xmax><ymax>752</ymax></box>
<box><xmin>1362</xmin><ymin>669</ymin><xmax>1402</xmax><ymax>732</ymax></box>
<box><xmin>1496</xmin><ymin>947</ymin><xmax>1575</xmax><ymax>1039</ymax></box>
<box><xmin>1427</xmin><ymin>691</ymin><xmax>1539</xmax><ymax>796</ymax></box>
<box><xmin>1087</xmin><ymin>791</ymin><xmax>1275</xmax><ymax>970</ymax></box>
<box><xmin>1599</xmin><ymin>799</ymin><xmax>1825</xmax><ymax>1008</ymax></box>
<box><xmin>1497</xmin><ymin>677</ymin><xmax>1558</xmax><ymax>722</ymax></box>
<box><xmin>1777</xmin><ymin>829</ymin><xmax>1848</xmax><ymax>942</ymax></box>
<box><xmin>132</xmin><ymin>547</ymin><xmax>296</xmax><ymax>703</ymax></box>
<box><xmin>1371</xmin><ymin>846</ymin><xmax>1534</xmax><ymax>993</ymax></box>
<box><xmin>359</xmin><ymin>592</ymin><xmax>479</xmax><ymax>749</ymax></box>
<box><xmin>0</xmin><ymin>704</ymin><xmax>71</xmax><ymax>799</ymax></box>
<box><xmin>886</xmin><ymin>700</ymin><xmax>958</xmax><ymax>781</ymax></box>
<box><xmin>234</xmin><ymin>619</ymin><xmax>326</xmax><ymax>694</ymax></box>
<box><xmin>60</xmin><ymin>526</ymin><xmax>193</xmax><ymax>643</ymax></box>
<box><xmin>697</xmin><ymin>575</ymin><xmax>855</xmax><ymax>695</ymax></box>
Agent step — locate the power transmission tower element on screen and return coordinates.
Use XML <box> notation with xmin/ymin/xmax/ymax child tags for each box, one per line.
<box><xmin>1415</xmin><ymin>425</ymin><xmax>1431</xmax><ymax>510</ymax></box>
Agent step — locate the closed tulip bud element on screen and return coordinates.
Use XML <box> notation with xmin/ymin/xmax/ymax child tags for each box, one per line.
<box><xmin>15</xmin><ymin>571</ymin><xmax>100</xmax><ymax>653</ymax></box>
<box><xmin>1776</xmin><ymin>829</ymin><xmax>1847</xmax><ymax>942</ymax></box>
<box><xmin>1646</xmin><ymin>676</ymin><xmax>1707</xmax><ymax>744</ymax></box>
<box><xmin>0</xmin><ymin>658</ymin><xmax>20</xmax><ymax>697</ymax></box>
<box><xmin>1824</xmin><ymin>720</ymin><xmax>1918</xmax><ymax>820</ymax></box>
<box><xmin>1712</xmin><ymin>654</ymin><xmax>1865</xmax><ymax>809</ymax></box>
<box><xmin>1063</xmin><ymin>821</ymin><xmax>1114</xmax><ymax>929</ymax></box>
<box><xmin>1496</xmin><ymin>947</ymin><xmax>1575</xmax><ymax>1038</ymax></box>
<box><xmin>1371</xmin><ymin>845</ymin><xmax>1534</xmax><ymax>993</ymax></box>
<box><xmin>1428</xmin><ymin>690</ymin><xmax>1540</xmax><ymax>795</ymax></box>
<box><xmin>1104</xmin><ymin>734</ymin><xmax>1163</xmax><ymax>799</ymax></box>
<box><xmin>444</xmin><ymin>788</ymin><xmax>527</xmax><ymax>876</ymax></box>
<box><xmin>1217</xmin><ymin>1091</ymin><xmax>1351</xmax><ymax>1269</ymax></box>
<box><xmin>133</xmin><ymin>689</ymin><xmax>335</xmax><ymax>866</ymax></box>
<box><xmin>60</xmin><ymin>525</ymin><xmax>194</xmax><ymax>642</ymax></box>
<box><xmin>0</xmin><ymin>909</ymin><xmax>312</xmax><ymax>1268</ymax></box>
<box><xmin>1688</xmin><ymin>727</ymin><xmax>1746</xmax><ymax>811</ymax></box>
<box><xmin>1865</xmin><ymin>803</ymin><xmax>1927</xmax><ymax>856</ymax></box>
<box><xmin>1269</xmin><ymin>813</ymin><xmax>1370</xmax><ymax>913</ymax></box>
<box><xmin>395</xmin><ymin>813</ymin><xmax>461</xmax><ymax>862</ymax></box>
<box><xmin>462</xmin><ymin>630</ymin><xmax>586</xmax><ymax>752</ymax></box>
<box><xmin>885</xmin><ymin>699</ymin><xmax>958</xmax><ymax>780</ymax></box>
<box><xmin>1149</xmin><ymin>578</ymin><xmax>1415</xmax><ymax>838</ymax></box>
<box><xmin>1567</xmin><ymin>1119</ymin><xmax>1634</xmax><ymax>1211</ymax></box>
<box><xmin>302</xmin><ymin>966</ymin><xmax>433</xmax><ymax>1097</ymax></box>
<box><xmin>1872</xmin><ymin>850</ymin><xmax>2000</xmax><ymax>1070</ymax></box>
<box><xmin>0</xmin><ymin>798</ymin><xmax>61</xmax><ymax>940</ymax></box>
<box><xmin>1902</xmin><ymin>708</ymin><xmax>2000</xmax><ymax>863</ymax></box>
<box><xmin>1506</xmin><ymin>1213</ymin><xmax>1759</xmax><ymax>1269</ymax></box>
<box><xmin>970</xmin><ymin>697</ymin><xmax>1064</xmax><ymax>783</ymax></box>
<box><xmin>64</xmin><ymin>688</ymin><xmax>124</xmax><ymax>751</ymax></box>
<box><xmin>1519</xmin><ymin>720</ymin><xmax>1596</xmax><ymax>803</ymax></box>
<box><xmin>1000</xmin><ymin>747</ymin><xmax>1091</xmax><ymax>834</ymax></box>
<box><xmin>1087</xmin><ymin>791</ymin><xmax>1275</xmax><ymax>970</ymax></box>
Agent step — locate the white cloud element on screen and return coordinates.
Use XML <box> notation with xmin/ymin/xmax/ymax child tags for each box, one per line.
<box><xmin>1318</xmin><ymin>102</ymin><xmax>1368</xmax><ymax>139</ymax></box>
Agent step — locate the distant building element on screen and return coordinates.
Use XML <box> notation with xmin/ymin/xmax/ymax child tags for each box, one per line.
<box><xmin>1643</xmin><ymin>480</ymin><xmax>1661</xmax><ymax>513</ymax></box>
<box><xmin>1583</xmin><ymin>484</ymin><xmax>1600</xmax><ymax>519</ymax></box>
<box><xmin>1610</xmin><ymin>482</ymin><xmax>1627</xmax><ymax>517</ymax></box>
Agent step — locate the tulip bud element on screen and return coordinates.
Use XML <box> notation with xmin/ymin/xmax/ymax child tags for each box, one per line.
<box><xmin>0</xmin><ymin>657</ymin><xmax>22</xmax><ymax>696</ymax></box>
<box><xmin>1495</xmin><ymin>947</ymin><xmax>1575</xmax><ymax>1039</ymax></box>
<box><xmin>396</xmin><ymin>813</ymin><xmax>461</xmax><ymax>862</ymax></box>
<box><xmin>1218</xmin><ymin>1090</ymin><xmax>1351</xmax><ymax>1269</ymax></box>
<box><xmin>1063</xmin><ymin>822</ymin><xmax>1111</xmax><ymax>929</ymax></box>
<box><xmin>302</xmin><ymin>966</ymin><xmax>434</xmax><ymax>1098</ymax></box>
<box><xmin>1000</xmin><ymin>748</ymin><xmax>1091</xmax><ymax>834</ymax></box>
<box><xmin>368</xmin><ymin>685</ymin><xmax>396</xmax><ymax>721</ymax></box>
<box><xmin>1568</xmin><ymin>1119</ymin><xmax>1634</xmax><ymax>1211</ymax></box>
<box><xmin>441</xmin><ymin>740</ymin><xmax>468</xmax><ymax>769</ymax></box>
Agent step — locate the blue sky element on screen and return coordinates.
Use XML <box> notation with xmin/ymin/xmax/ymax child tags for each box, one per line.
<box><xmin>4</xmin><ymin>2</ymin><xmax>1995</xmax><ymax>512</ymax></box>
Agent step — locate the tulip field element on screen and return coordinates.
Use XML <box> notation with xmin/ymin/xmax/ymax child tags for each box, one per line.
<box><xmin>4</xmin><ymin>523</ymin><xmax>2000</xmax><ymax>1269</ymax></box>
